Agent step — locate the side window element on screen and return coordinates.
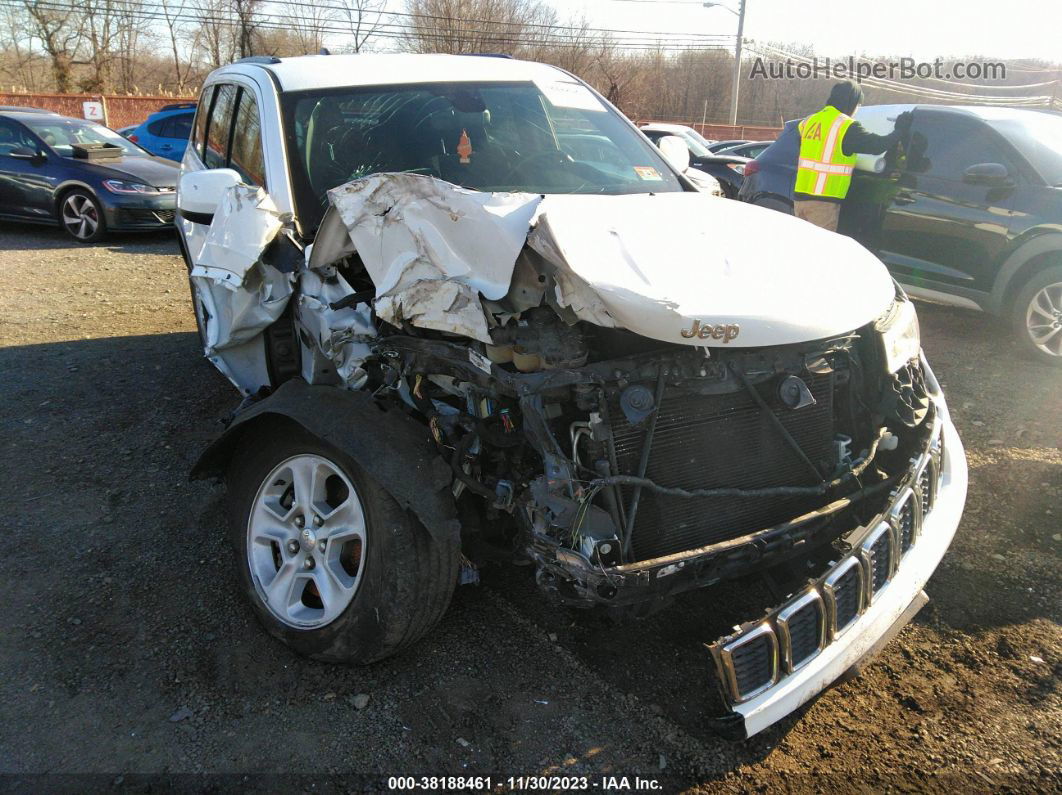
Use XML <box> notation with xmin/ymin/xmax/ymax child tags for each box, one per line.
<box><xmin>172</xmin><ymin>112</ymin><xmax>194</xmax><ymax>140</ymax></box>
<box><xmin>147</xmin><ymin>117</ymin><xmax>169</xmax><ymax>137</ymax></box>
<box><xmin>204</xmin><ymin>83</ymin><xmax>238</xmax><ymax>169</ymax></box>
<box><xmin>229</xmin><ymin>89</ymin><xmax>266</xmax><ymax>186</ymax></box>
<box><xmin>0</xmin><ymin>119</ymin><xmax>39</xmax><ymax>155</ymax></box>
<box><xmin>906</xmin><ymin>114</ymin><xmax>1010</xmax><ymax>181</ymax></box>
<box><xmin>190</xmin><ymin>86</ymin><xmax>214</xmax><ymax>158</ymax></box>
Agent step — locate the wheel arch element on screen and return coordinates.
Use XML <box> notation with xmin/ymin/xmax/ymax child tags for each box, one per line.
<box><xmin>53</xmin><ymin>180</ymin><xmax>101</xmax><ymax>216</ymax></box>
<box><xmin>192</xmin><ymin>379</ymin><xmax>460</xmax><ymax>544</ymax></box>
<box><xmin>989</xmin><ymin>232</ymin><xmax>1062</xmax><ymax>315</ymax></box>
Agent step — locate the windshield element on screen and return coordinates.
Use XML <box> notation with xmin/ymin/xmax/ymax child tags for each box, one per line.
<box><xmin>282</xmin><ymin>80</ymin><xmax>684</xmax><ymax>232</ymax></box>
<box><xmin>679</xmin><ymin>130</ymin><xmax>712</xmax><ymax>156</ymax></box>
<box><xmin>21</xmin><ymin>117</ymin><xmax>142</xmax><ymax>157</ymax></box>
<box><xmin>988</xmin><ymin>113</ymin><xmax>1062</xmax><ymax>186</ymax></box>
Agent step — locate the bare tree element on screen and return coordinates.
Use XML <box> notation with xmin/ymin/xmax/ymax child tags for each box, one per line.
<box><xmin>230</xmin><ymin>0</ymin><xmax>260</xmax><ymax>59</ymax></box>
<box><xmin>160</xmin><ymin>0</ymin><xmax>202</xmax><ymax>93</ymax></box>
<box><xmin>21</xmin><ymin>0</ymin><xmax>83</xmax><ymax>92</ymax></box>
<box><xmin>336</xmin><ymin>0</ymin><xmax>385</xmax><ymax>53</ymax></box>
<box><xmin>402</xmin><ymin>0</ymin><xmax>558</xmax><ymax>56</ymax></box>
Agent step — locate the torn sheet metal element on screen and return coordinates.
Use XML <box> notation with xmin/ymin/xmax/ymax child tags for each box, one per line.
<box><xmin>191</xmin><ymin>185</ymin><xmax>284</xmax><ymax>288</ymax></box>
<box><xmin>296</xmin><ymin>269</ymin><xmax>376</xmax><ymax>389</ymax></box>
<box><xmin>326</xmin><ymin>173</ymin><xmax>541</xmax><ymax>342</ymax></box>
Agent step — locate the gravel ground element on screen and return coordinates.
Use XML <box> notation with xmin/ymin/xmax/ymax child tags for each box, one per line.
<box><xmin>0</xmin><ymin>223</ymin><xmax>1059</xmax><ymax>791</ymax></box>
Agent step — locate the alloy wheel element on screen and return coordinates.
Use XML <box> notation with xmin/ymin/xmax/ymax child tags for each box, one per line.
<box><xmin>246</xmin><ymin>454</ymin><xmax>367</xmax><ymax>629</ymax></box>
<box><xmin>61</xmin><ymin>194</ymin><xmax>99</xmax><ymax>240</ymax></box>
<box><xmin>1025</xmin><ymin>281</ymin><xmax>1062</xmax><ymax>358</ymax></box>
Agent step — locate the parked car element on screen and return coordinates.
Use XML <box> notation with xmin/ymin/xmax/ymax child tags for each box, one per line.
<box><xmin>715</xmin><ymin>140</ymin><xmax>772</xmax><ymax>159</ymax></box>
<box><xmin>642</xmin><ymin>126</ymin><xmax>749</xmax><ymax>198</ymax></box>
<box><xmin>640</xmin><ymin>121</ymin><xmax>717</xmax><ymax>150</ymax></box>
<box><xmin>0</xmin><ymin>108</ymin><xmax>178</xmax><ymax>242</ymax></box>
<box><xmin>127</xmin><ymin>102</ymin><xmax>196</xmax><ymax>162</ymax></box>
<box><xmin>178</xmin><ymin>53</ymin><xmax>965</xmax><ymax>740</ymax></box>
<box><xmin>740</xmin><ymin>105</ymin><xmax>1062</xmax><ymax>364</ymax></box>
<box><xmin>707</xmin><ymin>138</ymin><xmax>749</xmax><ymax>153</ymax></box>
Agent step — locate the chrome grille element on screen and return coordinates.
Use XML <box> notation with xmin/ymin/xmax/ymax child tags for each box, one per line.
<box><xmin>777</xmin><ymin>591</ymin><xmax>826</xmax><ymax>672</ymax></box>
<box><xmin>860</xmin><ymin>521</ymin><xmax>895</xmax><ymax>601</ymax></box>
<box><xmin>720</xmin><ymin>625</ymin><xmax>778</xmax><ymax>702</ymax></box>
<box><xmin>890</xmin><ymin>487</ymin><xmax>919</xmax><ymax>554</ymax></box>
<box><xmin>710</xmin><ymin>426</ymin><xmax>936</xmax><ymax>707</ymax></box>
<box><xmin>823</xmin><ymin>556</ymin><xmax>864</xmax><ymax>637</ymax></box>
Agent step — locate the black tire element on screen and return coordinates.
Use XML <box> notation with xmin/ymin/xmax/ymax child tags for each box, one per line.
<box><xmin>1011</xmin><ymin>265</ymin><xmax>1062</xmax><ymax>366</ymax></box>
<box><xmin>226</xmin><ymin>422</ymin><xmax>460</xmax><ymax>663</ymax></box>
<box><xmin>58</xmin><ymin>188</ymin><xmax>107</xmax><ymax>243</ymax></box>
<box><xmin>187</xmin><ymin>275</ymin><xmax>210</xmax><ymax>354</ymax></box>
<box><xmin>753</xmin><ymin>196</ymin><xmax>793</xmax><ymax>215</ymax></box>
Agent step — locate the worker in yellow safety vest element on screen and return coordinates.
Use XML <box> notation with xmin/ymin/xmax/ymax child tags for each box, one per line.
<box><xmin>794</xmin><ymin>81</ymin><xmax>912</xmax><ymax>232</ymax></box>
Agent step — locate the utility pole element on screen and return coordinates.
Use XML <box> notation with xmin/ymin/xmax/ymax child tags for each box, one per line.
<box><xmin>729</xmin><ymin>0</ymin><xmax>746</xmax><ymax>125</ymax></box>
<box><xmin>703</xmin><ymin>1</ymin><xmax>748</xmax><ymax>126</ymax></box>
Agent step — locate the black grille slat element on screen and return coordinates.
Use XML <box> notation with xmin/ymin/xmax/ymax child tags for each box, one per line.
<box><xmin>609</xmin><ymin>374</ymin><xmax>836</xmax><ymax>558</ymax></box>
<box><xmin>730</xmin><ymin>635</ymin><xmax>774</xmax><ymax>697</ymax></box>
<box><xmin>832</xmin><ymin>566</ymin><xmax>860</xmax><ymax>631</ymax></box>
<box><xmin>785</xmin><ymin>603</ymin><xmax>822</xmax><ymax>667</ymax></box>
<box><xmin>898</xmin><ymin>499</ymin><xmax>916</xmax><ymax>552</ymax></box>
<box><xmin>870</xmin><ymin>534</ymin><xmax>891</xmax><ymax>592</ymax></box>
<box><xmin>918</xmin><ymin>467</ymin><xmax>933</xmax><ymax>515</ymax></box>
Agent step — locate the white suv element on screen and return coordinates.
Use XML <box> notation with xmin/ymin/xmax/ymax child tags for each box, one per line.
<box><xmin>178</xmin><ymin>53</ymin><xmax>967</xmax><ymax>739</ymax></box>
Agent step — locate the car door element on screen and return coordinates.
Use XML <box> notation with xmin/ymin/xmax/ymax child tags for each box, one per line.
<box><xmin>0</xmin><ymin>118</ymin><xmax>61</xmax><ymax>220</ymax></box>
<box><xmin>155</xmin><ymin>112</ymin><xmax>194</xmax><ymax>162</ymax></box>
<box><xmin>873</xmin><ymin>109</ymin><xmax>1020</xmax><ymax>294</ymax></box>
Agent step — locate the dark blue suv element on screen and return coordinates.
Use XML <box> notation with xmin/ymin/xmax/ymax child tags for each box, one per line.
<box><xmin>740</xmin><ymin>105</ymin><xmax>1062</xmax><ymax>365</ymax></box>
<box><xmin>128</xmin><ymin>103</ymin><xmax>196</xmax><ymax>162</ymax></box>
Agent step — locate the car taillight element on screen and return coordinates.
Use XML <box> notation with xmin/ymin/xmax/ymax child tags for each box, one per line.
<box><xmin>743</xmin><ymin>160</ymin><xmax>759</xmax><ymax>176</ymax></box>
<box><xmin>128</xmin><ymin>134</ymin><xmax>138</xmax><ymax>142</ymax></box>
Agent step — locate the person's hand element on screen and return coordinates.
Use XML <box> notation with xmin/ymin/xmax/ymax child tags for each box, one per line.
<box><xmin>894</xmin><ymin>111</ymin><xmax>913</xmax><ymax>135</ymax></box>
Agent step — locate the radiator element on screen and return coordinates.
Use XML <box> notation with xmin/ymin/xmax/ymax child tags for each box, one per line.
<box><xmin>609</xmin><ymin>373</ymin><xmax>836</xmax><ymax>560</ymax></box>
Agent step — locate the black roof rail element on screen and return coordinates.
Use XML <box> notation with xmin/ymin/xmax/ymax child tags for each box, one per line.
<box><xmin>160</xmin><ymin>102</ymin><xmax>196</xmax><ymax>111</ymax></box>
<box><xmin>236</xmin><ymin>55</ymin><xmax>281</xmax><ymax>65</ymax></box>
<box><xmin>468</xmin><ymin>53</ymin><xmax>513</xmax><ymax>59</ymax></box>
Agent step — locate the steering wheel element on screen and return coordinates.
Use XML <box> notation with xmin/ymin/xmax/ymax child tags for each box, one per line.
<box><xmin>502</xmin><ymin>150</ymin><xmax>574</xmax><ymax>183</ymax></box>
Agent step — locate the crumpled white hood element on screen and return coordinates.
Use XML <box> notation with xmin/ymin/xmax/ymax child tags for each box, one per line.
<box><xmin>530</xmin><ymin>192</ymin><xmax>895</xmax><ymax>347</ymax></box>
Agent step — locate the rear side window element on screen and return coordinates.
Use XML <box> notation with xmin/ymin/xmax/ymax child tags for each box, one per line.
<box><xmin>204</xmin><ymin>83</ymin><xmax>238</xmax><ymax>169</ymax></box>
<box><xmin>147</xmin><ymin>117</ymin><xmax>168</xmax><ymax>137</ymax></box>
<box><xmin>190</xmin><ymin>87</ymin><xmax>215</xmax><ymax>160</ymax></box>
<box><xmin>229</xmin><ymin>89</ymin><xmax>266</xmax><ymax>186</ymax></box>
<box><xmin>171</xmin><ymin>113</ymin><xmax>194</xmax><ymax>140</ymax></box>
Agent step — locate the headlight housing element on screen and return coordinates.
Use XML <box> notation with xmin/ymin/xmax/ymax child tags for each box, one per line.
<box><xmin>877</xmin><ymin>296</ymin><xmax>921</xmax><ymax>373</ymax></box>
<box><xmin>102</xmin><ymin>179</ymin><xmax>159</xmax><ymax>194</ymax></box>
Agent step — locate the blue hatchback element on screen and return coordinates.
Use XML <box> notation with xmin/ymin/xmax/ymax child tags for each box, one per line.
<box><xmin>127</xmin><ymin>103</ymin><xmax>196</xmax><ymax>162</ymax></box>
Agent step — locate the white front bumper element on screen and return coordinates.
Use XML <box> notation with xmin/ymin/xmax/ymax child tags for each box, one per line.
<box><xmin>731</xmin><ymin>403</ymin><xmax>967</xmax><ymax>738</ymax></box>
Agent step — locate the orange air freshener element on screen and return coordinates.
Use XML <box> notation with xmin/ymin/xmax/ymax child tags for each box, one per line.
<box><xmin>457</xmin><ymin>129</ymin><xmax>472</xmax><ymax>164</ymax></box>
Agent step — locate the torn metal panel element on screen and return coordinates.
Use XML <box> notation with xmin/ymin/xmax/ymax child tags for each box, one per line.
<box><xmin>295</xmin><ymin>269</ymin><xmax>376</xmax><ymax>389</ymax></box>
<box><xmin>325</xmin><ymin>173</ymin><xmax>541</xmax><ymax>342</ymax></box>
<box><xmin>191</xmin><ymin>185</ymin><xmax>284</xmax><ymax>287</ymax></box>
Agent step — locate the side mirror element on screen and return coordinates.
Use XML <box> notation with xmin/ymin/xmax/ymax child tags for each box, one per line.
<box><xmin>10</xmin><ymin>146</ymin><xmax>41</xmax><ymax>160</ymax></box>
<box><xmin>178</xmin><ymin>168</ymin><xmax>242</xmax><ymax>214</ymax></box>
<box><xmin>658</xmin><ymin>135</ymin><xmax>691</xmax><ymax>173</ymax></box>
<box><xmin>963</xmin><ymin>162</ymin><xmax>1011</xmax><ymax>186</ymax></box>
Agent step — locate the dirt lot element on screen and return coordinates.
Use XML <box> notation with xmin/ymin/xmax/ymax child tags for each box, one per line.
<box><xmin>0</xmin><ymin>223</ymin><xmax>1059</xmax><ymax>791</ymax></box>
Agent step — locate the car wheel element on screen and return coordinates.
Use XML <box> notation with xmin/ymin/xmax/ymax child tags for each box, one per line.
<box><xmin>753</xmin><ymin>196</ymin><xmax>793</xmax><ymax>214</ymax></box>
<box><xmin>1013</xmin><ymin>265</ymin><xmax>1062</xmax><ymax>365</ymax></box>
<box><xmin>60</xmin><ymin>189</ymin><xmax>106</xmax><ymax>243</ymax></box>
<box><xmin>226</xmin><ymin>423</ymin><xmax>460</xmax><ymax>663</ymax></box>
<box><xmin>187</xmin><ymin>275</ymin><xmax>210</xmax><ymax>354</ymax></box>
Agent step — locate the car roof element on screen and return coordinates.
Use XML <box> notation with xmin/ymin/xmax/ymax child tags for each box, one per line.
<box><xmin>213</xmin><ymin>52</ymin><xmax>575</xmax><ymax>93</ymax></box>
<box><xmin>640</xmin><ymin>123</ymin><xmax>694</xmax><ymax>133</ymax></box>
<box><xmin>858</xmin><ymin>103</ymin><xmax>1053</xmax><ymax>124</ymax></box>
<box><xmin>0</xmin><ymin>108</ymin><xmax>63</xmax><ymax>120</ymax></box>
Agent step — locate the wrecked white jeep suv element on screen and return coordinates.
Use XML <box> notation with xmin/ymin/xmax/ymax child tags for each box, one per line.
<box><xmin>178</xmin><ymin>54</ymin><xmax>967</xmax><ymax>738</ymax></box>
